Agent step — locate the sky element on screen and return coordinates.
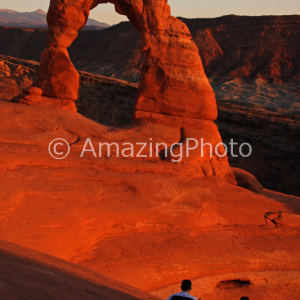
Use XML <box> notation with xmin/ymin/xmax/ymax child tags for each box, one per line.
<box><xmin>0</xmin><ymin>0</ymin><xmax>299</xmax><ymax>25</ymax></box>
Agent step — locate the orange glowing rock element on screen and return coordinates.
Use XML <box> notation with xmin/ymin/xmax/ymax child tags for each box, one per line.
<box><xmin>0</xmin><ymin>100</ymin><xmax>299</xmax><ymax>299</ymax></box>
<box><xmin>38</xmin><ymin>0</ymin><xmax>217</xmax><ymax>120</ymax></box>
<box><xmin>38</xmin><ymin>47</ymin><xmax>79</xmax><ymax>100</ymax></box>
<box><xmin>33</xmin><ymin>0</ymin><xmax>229</xmax><ymax>175</ymax></box>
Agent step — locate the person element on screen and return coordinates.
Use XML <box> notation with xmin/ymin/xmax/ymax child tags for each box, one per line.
<box><xmin>166</xmin><ymin>279</ymin><xmax>200</xmax><ymax>300</ymax></box>
<box><xmin>240</xmin><ymin>297</ymin><xmax>249</xmax><ymax>300</ymax></box>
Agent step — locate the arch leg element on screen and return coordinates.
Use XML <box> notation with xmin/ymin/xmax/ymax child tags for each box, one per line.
<box><xmin>38</xmin><ymin>0</ymin><xmax>94</xmax><ymax>100</ymax></box>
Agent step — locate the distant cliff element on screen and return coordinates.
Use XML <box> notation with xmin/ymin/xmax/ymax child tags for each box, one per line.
<box><xmin>0</xmin><ymin>15</ymin><xmax>299</xmax><ymax>113</ymax></box>
<box><xmin>0</xmin><ymin>15</ymin><xmax>299</xmax><ymax>82</ymax></box>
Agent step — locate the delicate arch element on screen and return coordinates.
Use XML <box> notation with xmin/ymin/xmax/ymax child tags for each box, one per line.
<box><xmin>38</xmin><ymin>0</ymin><xmax>217</xmax><ymax>121</ymax></box>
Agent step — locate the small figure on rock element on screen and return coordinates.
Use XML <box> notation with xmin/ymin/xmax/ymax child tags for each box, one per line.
<box><xmin>166</xmin><ymin>279</ymin><xmax>201</xmax><ymax>300</ymax></box>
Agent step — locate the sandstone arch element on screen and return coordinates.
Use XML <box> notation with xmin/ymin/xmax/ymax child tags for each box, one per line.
<box><xmin>36</xmin><ymin>0</ymin><xmax>233</xmax><ymax>181</ymax></box>
<box><xmin>38</xmin><ymin>0</ymin><xmax>217</xmax><ymax>120</ymax></box>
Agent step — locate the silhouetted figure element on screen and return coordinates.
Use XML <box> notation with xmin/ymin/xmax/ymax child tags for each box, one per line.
<box><xmin>240</xmin><ymin>297</ymin><xmax>249</xmax><ymax>300</ymax></box>
<box><xmin>166</xmin><ymin>279</ymin><xmax>201</xmax><ymax>300</ymax></box>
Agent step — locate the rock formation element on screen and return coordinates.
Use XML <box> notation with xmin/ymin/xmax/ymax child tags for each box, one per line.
<box><xmin>38</xmin><ymin>0</ymin><xmax>216</xmax><ymax>118</ymax></box>
<box><xmin>232</xmin><ymin>167</ymin><xmax>263</xmax><ymax>194</ymax></box>
<box><xmin>0</xmin><ymin>2</ymin><xmax>299</xmax><ymax>299</ymax></box>
<box><xmin>3</xmin><ymin>54</ymin><xmax>299</xmax><ymax>195</ymax></box>
<box><xmin>33</xmin><ymin>0</ymin><xmax>233</xmax><ymax>179</ymax></box>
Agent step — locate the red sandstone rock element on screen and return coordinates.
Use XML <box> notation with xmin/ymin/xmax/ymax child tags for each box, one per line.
<box><xmin>0</xmin><ymin>60</ymin><xmax>10</xmax><ymax>77</ymax></box>
<box><xmin>264</xmin><ymin>212</ymin><xmax>300</xmax><ymax>228</ymax></box>
<box><xmin>35</xmin><ymin>1</ymin><xmax>231</xmax><ymax>180</ymax></box>
<box><xmin>37</xmin><ymin>0</ymin><xmax>94</xmax><ymax>100</ymax></box>
<box><xmin>111</xmin><ymin>0</ymin><xmax>217</xmax><ymax>120</ymax></box>
<box><xmin>38</xmin><ymin>47</ymin><xmax>79</xmax><ymax>100</ymax></box>
<box><xmin>0</xmin><ymin>78</ymin><xmax>19</xmax><ymax>100</ymax></box>
<box><xmin>135</xmin><ymin>23</ymin><xmax>217</xmax><ymax>120</ymax></box>
<box><xmin>13</xmin><ymin>65</ymin><xmax>25</xmax><ymax>76</ymax></box>
<box><xmin>0</xmin><ymin>100</ymin><xmax>299</xmax><ymax>299</ymax></box>
<box><xmin>38</xmin><ymin>0</ymin><xmax>217</xmax><ymax>120</ymax></box>
<box><xmin>46</xmin><ymin>0</ymin><xmax>95</xmax><ymax>48</ymax></box>
<box><xmin>23</xmin><ymin>86</ymin><xmax>43</xmax><ymax>96</ymax></box>
<box><xmin>18</xmin><ymin>94</ymin><xmax>77</xmax><ymax>112</ymax></box>
<box><xmin>1</xmin><ymin>16</ymin><xmax>299</xmax><ymax>85</ymax></box>
<box><xmin>0</xmin><ymin>57</ymin><xmax>36</xmax><ymax>101</ymax></box>
<box><xmin>232</xmin><ymin>167</ymin><xmax>263</xmax><ymax>193</ymax></box>
<box><xmin>134</xmin><ymin>110</ymin><xmax>232</xmax><ymax>177</ymax></box>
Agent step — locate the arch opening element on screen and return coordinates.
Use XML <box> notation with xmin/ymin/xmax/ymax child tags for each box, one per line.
<box><xmin>74</xmin><ymin>1</ymin><xmax>142</xmax><ymax>127</ymax></box>
<box><xmin>89</xmin><ymin>2</ymin><xmax>128</xmax><ymax>26</ymax></box>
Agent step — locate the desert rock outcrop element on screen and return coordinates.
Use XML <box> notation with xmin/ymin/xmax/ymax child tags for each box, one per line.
<box><xmin>33</xmin><ymin>0</ymin><xmax>232</xmax><ymax>178</ymax></box>
<box><xmin>0</xmin><ymin>100</ymin><xmax>299</xmax><ymax>299</ymax></box>
<box><xmin>2</xmin><ymin>54</ymin><xmax>299</xmax><ymax>195</ymax></box>
<box><xmin>39</xmin><ymin>0</ymin><xmax>217</xmax><ymax>120</ymax></box>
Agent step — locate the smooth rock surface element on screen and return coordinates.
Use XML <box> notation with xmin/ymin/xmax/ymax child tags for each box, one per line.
<box><xmin>0</xmin><ymin>100</ymin><xmax>299</xmax><ymax>299</ymax></box>
<box><xmin>0</xmin><ymin>239</ymin><xmax>159</xmax><ymax>300</ymax></box>
<box><xmin>17</xmin><ymin>94</ymin><xmax>77</xmax><ymax>112</ymax></box>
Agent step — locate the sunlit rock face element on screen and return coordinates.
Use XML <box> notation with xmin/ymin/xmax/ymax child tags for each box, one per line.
<box><xmin>0</xmin><ymin>99</ymin><xmax>300</xmax><ymax>300</ymax></box>
<box><xmin>35</xmin><ymin>0</ymin><xmax>231</xmax><ymax>177</ymax></box>
<box><xmin>0</xmin><ymin>2</ymin><xmax>299</xmax><ymax>296</ymax></box>
<box><xmin>40</xmin><ymin>0</ymin><xmax>217</xmax><ymax>120</ymax></box>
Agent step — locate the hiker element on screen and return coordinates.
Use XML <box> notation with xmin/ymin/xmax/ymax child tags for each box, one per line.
<box><xmin>166</xmin><ymin>279</ymin><xmax>201</xmax><ymax>300</ymax></box>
